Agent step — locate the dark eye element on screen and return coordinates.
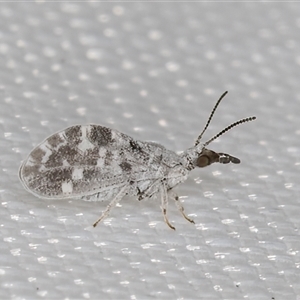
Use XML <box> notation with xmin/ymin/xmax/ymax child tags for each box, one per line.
<box><xmin>196</xmin><ymin>149</ymin><xmax>219</xmax><ymax>168</ymax></box>
<box><xmin>197</xmin><ymin>155</ymin><xmax>210</xmax><ymax>167</ymax></box>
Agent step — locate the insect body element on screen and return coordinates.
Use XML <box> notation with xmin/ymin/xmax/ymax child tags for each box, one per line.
<box><xmin>19</xmin><ymin>92</ymin><xmax>255</xmax><ymax>229</ymax></box>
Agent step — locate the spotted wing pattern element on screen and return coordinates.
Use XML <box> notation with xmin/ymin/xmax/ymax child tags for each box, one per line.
<box><xmin>19</xmin><ymin>125</ymin><xmax>162</xmax><ymax>200</ymax></box>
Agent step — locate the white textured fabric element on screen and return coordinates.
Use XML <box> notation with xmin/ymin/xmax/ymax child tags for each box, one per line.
<box><xmin>1</xmin><ymin>3</ymin><xmax>299</xmax><ymax>300</ymax></box>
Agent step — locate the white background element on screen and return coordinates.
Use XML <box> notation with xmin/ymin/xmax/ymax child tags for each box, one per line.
<box><xmin>0</xmin><ymin>2</ymin><xmax>299</xmax><ymax>300</ymax></box>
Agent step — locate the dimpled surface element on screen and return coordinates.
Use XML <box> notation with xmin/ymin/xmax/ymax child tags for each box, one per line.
<box><xmin>1</xmin><ymin>3</ymin><xmax>300</xmax><ymax>300</ymax></box>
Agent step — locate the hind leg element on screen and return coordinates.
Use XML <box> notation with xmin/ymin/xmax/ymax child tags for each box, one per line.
<box><xmin>93</xmin><ymin>185</ymin><xmax>128</xmax><ymax>227</ymax></box>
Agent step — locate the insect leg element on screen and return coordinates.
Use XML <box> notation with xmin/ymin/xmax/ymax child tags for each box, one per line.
<box><xmin>93</xmin><ymin>185</ymin><xmax>128</xmax><ymax>227</ymax></box>
<box><xmin>160</xmin><ymin>182</ymin><xmax>176</xmax><ymax>230</ymax></box>
<box><xmin>168</xmin><ymin>190</ymin><xmax>195</xmax><ymax>225</ymax></box>
<box><xmin>137</xmin><ymin>178</ymin><xmax>162</xmax><ymax>200</ymax></box>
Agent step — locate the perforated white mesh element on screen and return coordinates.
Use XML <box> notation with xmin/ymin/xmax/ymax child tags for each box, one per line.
<box><xmin>1</xmin><ymin>3</ymin><xmax>299</xmax><ymax>300</ymax></box>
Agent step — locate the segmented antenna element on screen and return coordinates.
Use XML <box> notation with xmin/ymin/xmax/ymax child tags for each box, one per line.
<box><xmin>195</xmin><ymin>91</ymin><xmax>228</xmax><ymax>146</ymax></box>
<box><xmin>203</xmin><ymin>116</ymin><xmax>256</xmax><ymax>148</ymax></box>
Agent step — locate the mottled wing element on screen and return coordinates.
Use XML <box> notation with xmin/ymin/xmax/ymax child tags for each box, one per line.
<box><xmin>19</xmin><ymin>125</ymin><xmax>156</xmax><ymax>200</ymax></box>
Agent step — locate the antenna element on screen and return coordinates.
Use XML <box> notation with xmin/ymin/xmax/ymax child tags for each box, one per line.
<box><xmin>195</xmin><ymin>91</ymin><xmax>228</xmax><ymax>146</ymax></box>
<box><xmin>203</xmin><ymin>116</ymin><xmax>256</xmax><ymax>148</ymax></box>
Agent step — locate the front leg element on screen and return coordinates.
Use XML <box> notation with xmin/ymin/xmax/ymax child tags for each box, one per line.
<box><xmin>168</xmin><ymin>190</ymin><xmax>195</xmax><ymax>225</ymax></box>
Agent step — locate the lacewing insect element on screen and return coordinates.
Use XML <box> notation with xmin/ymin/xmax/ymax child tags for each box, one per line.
<box><xmin>19</xmin><ymin>91</ymin><xmax>256</xmax><ymax>229</ymax></box>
